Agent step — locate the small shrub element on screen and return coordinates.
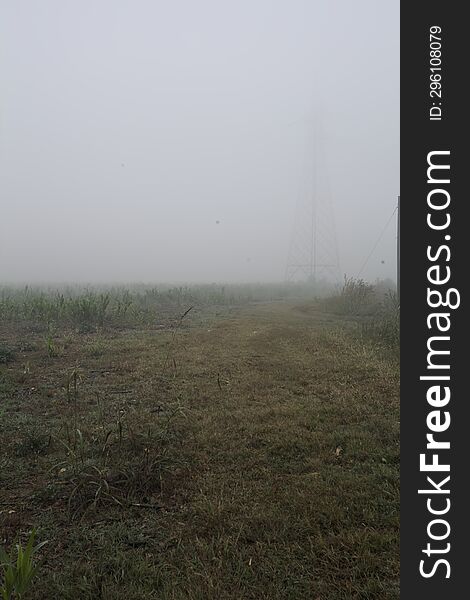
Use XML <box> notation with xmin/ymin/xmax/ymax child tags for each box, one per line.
<box><xmin>339</xmin><ymin>277</ymin><xmax>375</xmax><ymax>314</ymax></box>
<box><xmin>322</xmin><ymin>277</ymin><xmax>376</xmax><ymax>316</ymax></box>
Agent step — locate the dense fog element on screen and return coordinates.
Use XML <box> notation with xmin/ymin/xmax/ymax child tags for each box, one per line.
<box><xmin>0</xmin><ymin>0</ymin><xmax>399</xmax><ymax>284</ymax></box>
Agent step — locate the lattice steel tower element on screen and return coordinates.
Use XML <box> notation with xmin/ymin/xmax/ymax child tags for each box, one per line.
<box><xmin>285</xmin><ymin>121</ymin><xmax>341</xmax><ymax>284</ymax></box>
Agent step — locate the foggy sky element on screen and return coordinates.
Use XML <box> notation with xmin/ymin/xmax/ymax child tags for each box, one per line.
<box><xmin>0</xmin><ymin>0</ymin><xmax>399</xmax><ymax>284</ymax></box>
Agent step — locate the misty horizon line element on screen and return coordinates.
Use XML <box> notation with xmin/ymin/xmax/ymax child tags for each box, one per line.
<box><xmin>0</xmin><ymin>277</ymin><xmax>397</xmax><ymax>288</ymax></box>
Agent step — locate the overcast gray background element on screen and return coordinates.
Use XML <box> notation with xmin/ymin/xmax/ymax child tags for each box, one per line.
<box><xmin>0</xmin><ymin>0</ymin><xmax>399</xmax><ymax>284</ymax></box>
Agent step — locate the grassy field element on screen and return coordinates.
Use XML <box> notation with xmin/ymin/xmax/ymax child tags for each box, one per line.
<box><xmin>0</xmin><ymin>289</ymin><xmax>399</xmax><ymax>599</ymax></box>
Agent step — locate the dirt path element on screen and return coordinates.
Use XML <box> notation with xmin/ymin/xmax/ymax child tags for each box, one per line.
<box><xmin>153</xmin><ymin>302</ymin><xmax>400</xmax><ymax>599</ymax></box>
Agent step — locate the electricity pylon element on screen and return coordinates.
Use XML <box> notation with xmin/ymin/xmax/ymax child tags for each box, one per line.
<box><xmin>285</xmin><ymin>120</ymin><xmax>340</xmax><ymax>284</ymax></box>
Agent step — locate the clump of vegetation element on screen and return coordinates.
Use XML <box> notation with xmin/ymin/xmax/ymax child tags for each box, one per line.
<box><xmin>362</xmin><ymin>291</ymin><xmax>400</xmax><ymax>355</ymax></box>
<box><xmin>15</xmin><ymin>425</ymin><xmax>50</xmax><ymax>458</ymax></box>
<box><xmin>340</xmin><ymin>276</ymin><xmax>375</xmax><ymax>314</ymax></box>
<box><xmin>52</xmin><ymin>373</ymin><xmax>185</xmax><ymax>520</ymax></box>
<box><xmin>53</xmin><ymin>409</ymin><xmax>184</xmax><ymax>520</ymax></box>
<box><xmin>83</xmin><ymin>339</ymin><xmax>108</xmax><ymax>357</ymax></box>
<box><xmin>0</xmin><ymin>345</ymin><xmax>14</xmax><ymax>365</ymax></box>
<box><xmin>0</xmin><ymin>288</ymin><xmax>115</xmax><ymax>330</ymax></box>
<box><xmin>0</xmin><ymin>530</ymin><xmax>47</xmax><ymax>600</ymax></box>
<box><xmin>44</xmin><ymin>332</ymin><xmax>57</xmax><ymax>359</ymax></box>
<box><xmin>322</xmin><ymin>276</ymin><xmax>376</xmax><ymax>316</ymax></box>
<box><xmin>320</xmin><ymin>277</ymin><xmax>399</xmax><ymax>354</ymax></box>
